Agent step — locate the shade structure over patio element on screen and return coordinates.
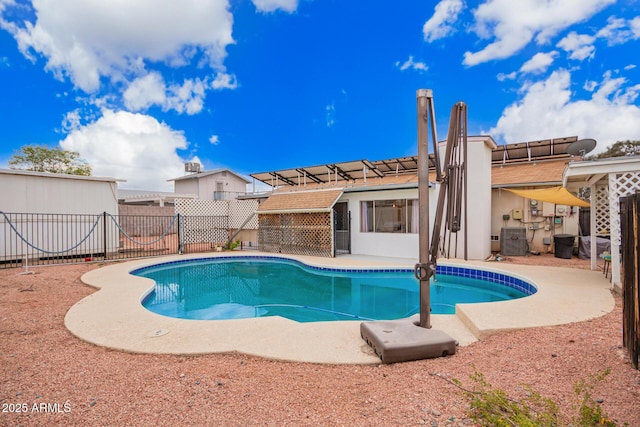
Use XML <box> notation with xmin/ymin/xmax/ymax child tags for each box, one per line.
<box><xmin>504</xmin><ymin>186</ymin><xmax>589</xmax><ymax>207</ymax></box>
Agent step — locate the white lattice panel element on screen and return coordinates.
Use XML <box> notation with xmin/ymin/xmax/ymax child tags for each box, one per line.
<box><xmin>175</xmin><ymin>199</ymin><xmax>228</xmax><ymax>216</ymax></box>
<box><xmin>229</xmin><ymin>200</ymin><xmax>259</xmax><ymax>229</ymax></box>
<box><xmin>594</xmin><ymin>185</ymin><xmax>610</xmax><ymax>236</ymax></box>
<box><xmin>609</xmin><ymin>171</ymin><xmax>640</xmax><ymax>245</ymax></box>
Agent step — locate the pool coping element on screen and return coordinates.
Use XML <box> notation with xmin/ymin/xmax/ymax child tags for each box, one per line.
<box><xmin>65</xmin><ymin>252</ymin><xmax>615</xmax><ymax>364</ymax></box>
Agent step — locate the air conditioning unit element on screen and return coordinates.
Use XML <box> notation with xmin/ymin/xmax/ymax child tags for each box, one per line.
<box><xmin>184</xmin><ymin>162</ymin><xmax>201</xmax><ymax>173</ymax></box>
<box><xmin>500</xmin><ymin>227</ymin><xmax>527</xmax><ymax>256</ymax></box>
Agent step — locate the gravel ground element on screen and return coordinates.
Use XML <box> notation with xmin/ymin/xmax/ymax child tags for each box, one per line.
<box><xmin>1</xmin><ymin>258</ymin><xmax>639</xmax><ymax>426</ymax></box>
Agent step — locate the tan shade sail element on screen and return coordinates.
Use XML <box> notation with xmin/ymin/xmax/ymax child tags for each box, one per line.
<box><xmin>504</xmin><ymin>186</ymin><xmax>589</xmax><ymax>207</ymax></box>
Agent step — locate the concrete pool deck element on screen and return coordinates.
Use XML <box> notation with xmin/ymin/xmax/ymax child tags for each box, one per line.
<box><xmin>65</xmin><ymin>252</ymin><xmax>615</xmax><ymax>364</ymax></box>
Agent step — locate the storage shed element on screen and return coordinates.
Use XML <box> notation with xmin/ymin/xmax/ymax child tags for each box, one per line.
<box><xmin>0</xmin><ymin>169</ymin><xmax>121</xmax><ymax>264</ymax></box>
<box><xmin>0</xmin><ymin>169</ymin><xmax>120</xmax><ymax>214</ymax></box>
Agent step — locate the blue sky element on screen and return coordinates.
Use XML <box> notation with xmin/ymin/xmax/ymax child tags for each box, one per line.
<box><xmin>1</xmin><ymin>0</ymin><xmax>639</xmax><ymax>191</ymax></box>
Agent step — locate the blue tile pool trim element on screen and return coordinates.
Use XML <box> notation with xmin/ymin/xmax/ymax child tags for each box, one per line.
<box><xmin>131</xmin><ymin>255</ymin><xmax>538</xmax><ymax>296</ymax></box>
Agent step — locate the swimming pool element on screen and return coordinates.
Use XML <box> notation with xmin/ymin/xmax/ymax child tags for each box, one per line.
<box><xmin>134</xmin><ymin>256</ymin><xmax>536</xmax><ymax>322</ymax></box>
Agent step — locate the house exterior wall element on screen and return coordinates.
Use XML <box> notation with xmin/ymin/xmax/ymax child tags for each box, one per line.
<box><xmin>435</xmin><ymin>136</ymin><xmax>494</xmax><ymax>260</ymax></box>
<box><xmin>0</xmin><ymin>171</ymin><xmax>118</xmax><ymax>214</ymax></box>
<box><xmin>339</xmin><ymin>137</ymin><xmax>494</xmax><ymax>261</ymax></box>
<box><xmin>491</xmin><ymin>188</ymin><xmax>579</xmax><ymax>254</ymax></box>
<box><xmin>462</xmin><ymin>137</ymin><xmax>493</xmax><ymax>260</ymax></box>
<box><xmin>341</xmin><ymin>188</ymin><xmax>432</xmax><ymax>260</ymax></box>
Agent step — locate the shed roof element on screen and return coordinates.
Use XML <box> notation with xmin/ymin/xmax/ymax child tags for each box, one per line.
<box><xmin>0</xmin><ymin>168</ymin><xmax>122</xmax><ymax>183</ymax></box>
<box><xmin>257</xmin><ymin>189</ymin><xmax>344</xmax><ymax>214</ymax></box>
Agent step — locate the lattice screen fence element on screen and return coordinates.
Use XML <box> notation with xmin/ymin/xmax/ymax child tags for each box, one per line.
<box><xmin>258</xmin><ymin>212</ymin><xmax>333</xmax><ymax>257</ymax></box>
<box><xmin>594</xmin><ymin>184</ymin><xmax>610</xmax><ymax>236</ymax></box>
<box><xmin>175</xmin><ymin>199</ymin><xmax>259</xmax><ymax>246</ymax></box>
<box><xmin>609</xmin><ymin>171</ymin><xmax>640</xmax><ymax>246</ymax></box>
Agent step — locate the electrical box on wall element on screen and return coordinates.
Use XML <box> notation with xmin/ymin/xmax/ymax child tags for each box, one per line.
<box><xmin>529</xmin><ymin>199</ymin><xmax>539</xmax><ymax>217</ymax></box>
<box><xmin>542</xmin><ymin>202</ymin><xmax>569</xmax><ymax>216</ymax></box>
<box><xmin>542</xmin><ymin>202</ymin><xmax>555</xmax><ymax>217</ymax></box>
<box><xmin>512</xmin><ymin>208</ymin><xmax>523</xmax><ymax>220</ymax></box>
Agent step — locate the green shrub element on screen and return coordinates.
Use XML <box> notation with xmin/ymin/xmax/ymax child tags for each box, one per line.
<box><xmin>447</xmin><ymin>367</ymin><xmax>620</xmax><ymax>427</ymax></box>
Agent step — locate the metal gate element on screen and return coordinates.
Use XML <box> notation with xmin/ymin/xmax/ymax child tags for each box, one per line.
<box><xmin>334</xmin><ymin>202</ymin><xmax>350</xmax><ymax>255</ymax></box>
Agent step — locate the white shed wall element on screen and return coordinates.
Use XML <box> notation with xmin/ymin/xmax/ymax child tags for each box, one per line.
<box><xmin>0</xmin><ymin>171</ymin><xmax>118</xmax><ymax>214</ymax></box>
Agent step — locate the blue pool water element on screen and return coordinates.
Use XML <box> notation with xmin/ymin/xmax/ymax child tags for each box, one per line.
<box><xmin>135</xmin><ymin>257</ymin><xmax>534</xmax><ymax>322</ymax></box>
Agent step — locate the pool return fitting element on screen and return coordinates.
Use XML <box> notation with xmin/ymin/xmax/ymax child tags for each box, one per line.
<box><xmin>361</xmin><ymin>89</ymin><xmax>466</xmax><ymax>363</ymax></box>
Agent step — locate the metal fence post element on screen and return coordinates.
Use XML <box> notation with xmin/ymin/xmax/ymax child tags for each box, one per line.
<box><xmin>177</xmin><ymin>213</ymin><xmax>183</xmax><ymax>254</ymax></box>
<box><xmin>103</xmin><ymin>211</ymin><xmax>108</xmax><ymax>261</ymax></box>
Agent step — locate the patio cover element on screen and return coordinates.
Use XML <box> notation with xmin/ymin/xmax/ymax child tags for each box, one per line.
<box><xmin>504</xmin><ymin>186</ymin><xmax>589</xmax><ymax>207</ymax></box>
<box><xmin>257</xmin><ymin>189</ymin><xmax>344</xmax><ymax>214</ymax></box>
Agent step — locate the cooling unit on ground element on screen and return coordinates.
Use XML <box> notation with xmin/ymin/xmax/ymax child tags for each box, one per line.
<box><xmin>500</xmin><ymin>227</ymin><xmax>527</xmax><ymax>256</ymax></box>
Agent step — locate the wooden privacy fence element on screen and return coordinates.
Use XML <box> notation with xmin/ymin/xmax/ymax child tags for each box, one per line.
<box><xmin>620</xmin><ymin>192</ymin><xmax>640</xmax><ymax>369</ymax></box>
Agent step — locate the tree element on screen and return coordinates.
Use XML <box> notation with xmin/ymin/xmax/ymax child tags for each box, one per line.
<box><xmin>8</xmin><ymin>145</ymin><xmax>92</xmax><ymax>176</ymax></box>
<box><xmin>589</xmin><ymin>140</ymin><xmax>640</xmax><ymax>159</ymax></box>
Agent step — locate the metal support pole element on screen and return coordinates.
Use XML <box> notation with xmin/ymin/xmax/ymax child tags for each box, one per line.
<box><xmin>416</xmin><ymin>89</ymin><xmax>433</xmax><ymax>329</ymax></box>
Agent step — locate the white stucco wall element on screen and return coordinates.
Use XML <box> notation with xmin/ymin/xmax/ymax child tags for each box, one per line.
<box><xmin>335</xmin><ymin>137</ymin><xmax>495</xmax><ymax>261</ymax></box>
<box><xmin>339</xmin><ymin>187</ymin><xmax>436</xmax><ymax>260</ymax></box>
<box><xmin>436</xmin><ymin>136</ymin><xmax>494</xmax><ymax>260</ymax></box>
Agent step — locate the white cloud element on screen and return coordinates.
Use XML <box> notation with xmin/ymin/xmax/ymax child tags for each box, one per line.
<box><xmin>211</xmin><ymin>71</ymin><xmax>238</xmax><ymax>90</ymax></box>
<box><xmin>395</xmin><ymin>56</ymin><xmax>428</xmax><ymax>72</ymax></box>
<box><xmin>519</xmin><ymin>51</ymin><xmax>557</xmax><ymax>74</ymax></box>
<box><xmin>252</xmin><ymin>0</ymin><xmax>298</xmax><ymax>14</ymax></box>
<box><xmin>59</xmin><ymin>109</ymin><xmax>188</xmax><ymax>191</ymax></box>
<box><xmin>497</xmin><ymin>71</ymin><xmax>517</xmax><ymax>81</ymax></box>
<box><xmin>326</xmin><ymin>103</ymin><xmax>336</xmax><ymax>127</ymax></box>
<box><xmin>463</xmin><ymin>0</ymin><xmax>614</xmax><ymax>66</ymax></box>
<box><xmin>583</xmin><ymin>80</ymin><xmax>598</xmax><ymax>92</ymax></box>
<box><xmin>165</xmin><ymin>78</ymin><xmax>208</xmax><ymax>115</ymax></box>
<box><xmin>596</xmin><ymin>15</ymin><xmax>640</xmax><ymax>45</ymax></box>
<box><xmin>61</xmin><ymin>109</ymin><xmax>82</xmax><ymax>133</ymax></box>
<box><xmin>123</xmin><ymin>72</ymin><xmax>167</xmax><ymax>112</ymax></box>
<box><xmin>3</xmin><ymin>0</ymin><xmax>234</xmax><ymax>93</ymax></box>
<box><xmin>556</xmin><ymin>32</ymin><xmax>596</xmax><ymax>61</ymax></box>
<box><xmin>489</xmin><ymin>69</ymin><xmax>640</xmax><ymax>155</ymax></box>
<box><xmin>423</xmin><ymin>0</ymin><xmax>464</xmax><ymax>42</ymax></box>
<box><xmin>123</xmin><ymin>71</ymin><xmax>237</xmax><ymax>114</ymax></box>
<box><xmin>209</xmin><ymin>135</ymin><xmax>220</xmax><ymax>145</ymax></box>
<box><xmin>631</xmin><ymin>16</ymin><xmax>640</xmax><ymax>38</ymax></box>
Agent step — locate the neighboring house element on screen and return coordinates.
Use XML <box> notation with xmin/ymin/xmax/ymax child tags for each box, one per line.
<box><xmin>117</xmin><ymin>188</ymin><xmax>196</xmax><ymax>208</ymax></box>
<box><xmin>168</xmin><ymin>168</ymin><xmax>250</xmax><ymax>201</ymax></box>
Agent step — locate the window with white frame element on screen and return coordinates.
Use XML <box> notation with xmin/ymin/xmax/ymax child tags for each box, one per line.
<box><xmin>360</xmin><ymin>199</ymin><xmax>418</xmax><ymax>233</ymax></box>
